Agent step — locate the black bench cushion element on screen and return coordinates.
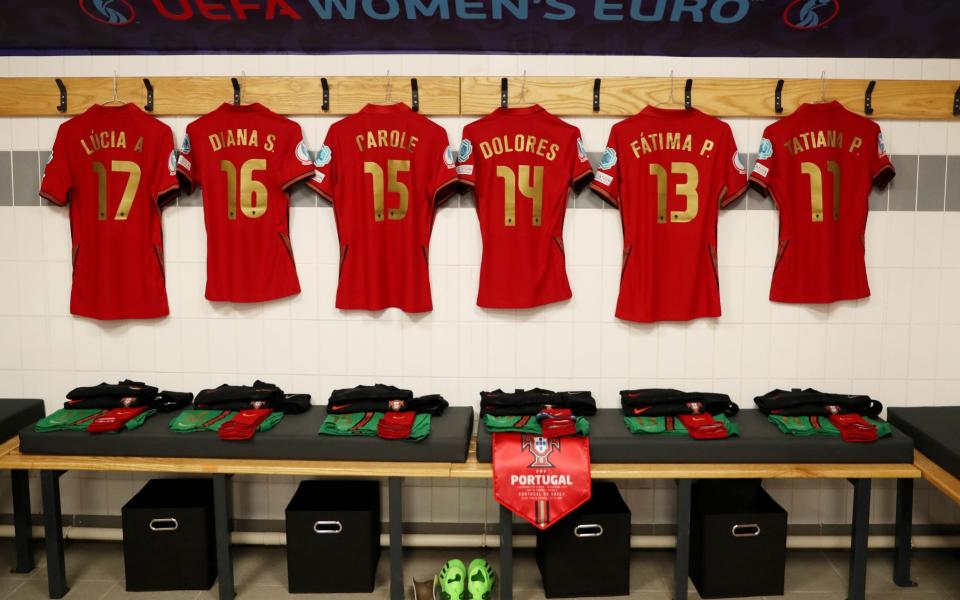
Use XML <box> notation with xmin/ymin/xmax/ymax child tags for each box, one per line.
<box><xmin>0</xmin><ymin>399</ymin><xmax>45</xmax><ymax>442</ymax></box>
<box><xmin>888</xmin><ymin>407</ymin><xmax>960</xmax><ymax>479</ymax></box>
<box><xmin>476</xmin><ymin>409</ymin><xmax>914</xmax><ymax>464</ymax></box>
<box><xmin>19</xmin><ymin>406</ymin><xmax>474</xmax><ymax>463</ymax></box>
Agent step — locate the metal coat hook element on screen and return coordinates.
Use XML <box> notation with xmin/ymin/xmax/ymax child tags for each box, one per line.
<box><xmin>774</xmin><ymin>79</ymin><xmax>785</xmax><ymax>114</ymax></box>
<box><xmin>143</xmin><ymin>78</ymin><xmax>154</xmax><ymax>112</ymax></box>
<box><xmin>593</xmin><ymin>78</ymin><xmax>601</xmax><ymax>113</ymax></box>
<box><xmin>231</xmin><ymin>77</ymin><xmax>241</xmax><ymax>105</ymax></box>
<box><xmin>954</xmin><ymin>84</ymin><xmax>960</xmax><ymax>117</ymax></box>
<box><xmin>864</xmin><ymin>80</ymin><xmax>876</xmax><ymax>115</ymax></box>
<box><xmin>103</xmin><ymin>71</ymin><xmax>123</xmax><ymax>106</ymax></box>
<box><xmin>410</xmin><ymin>78</ymin><xmax>420</xmax><ymax>113</ymax></box>
<box><xmin>684</xmin><ymin>78</ymin><xmax>693</xmax><ymax>109</ymax></box>
<box><xmin>321</xmin><ymin>78</ymin><xmax>330</xmax><ymax>112</ymax></box>
<box><xmin>500</xmin><ymin>77</ymin><xmax>508</xmax><ymax>108</ymax></box>
<box><xmin>55</xmin><ymin>78</ymin><xmax>67</xmax><ymax>113</ymax></box>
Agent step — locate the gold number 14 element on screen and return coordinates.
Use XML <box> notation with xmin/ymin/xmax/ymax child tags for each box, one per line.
<box><xmin>497</xmin><ymin>165</ymin><xmax>544</xmax><ymax>227</ymax></box>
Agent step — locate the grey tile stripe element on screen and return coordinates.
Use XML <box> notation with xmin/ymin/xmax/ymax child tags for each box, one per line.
<box><xmin>14</xmin><ymin>150</ymin><xmax>953</xmax><ymax>211</ymax></box>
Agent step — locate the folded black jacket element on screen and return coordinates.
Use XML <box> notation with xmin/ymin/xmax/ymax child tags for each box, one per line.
<box><xmin>755</xmin><ymin>388</ymin><xmax>883</xmax><ymax>418</ymax></box>
<box><xmin>480</xmin><ymin>388</ymin><xmax>597</xmax><ymax>417</ymax></box>
<box><xmin>194</xmin><ymin>381</ymin><xmax>311</xmax><ymax>414</ymax></box>
<box><xmin>64</xmin><ymin>380</ymin><xmax>159</xmax><ymax>409</ymax></box>
<box><xmin>328</xmin><ymin>385</ymin><xmax>447</xmax><ymax>416</ymax></box>
<box><xmin>153</xmin><ymin>390</ymin><xmax>194</xmax><ymax>413</ymax></box>
<box><xmin>620</xmin><ymin>389</ymin><xmax>739</xmax><ymax>417</ymax></box>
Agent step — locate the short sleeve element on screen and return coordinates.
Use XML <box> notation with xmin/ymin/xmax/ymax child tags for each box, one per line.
<box><xmin>279</xmin><ymin>127</ymin><xmax>315</xmax><ymax>191</ymax></box>
<box><xmin>430</xmin><ymin>136</ymin><xmax>459</xmax><ymax>205</ymax></box>
<box><xmin>152</xmin><ymin>128</ymin><xmax>180</xmax><ymax>207</ymax></box>
<box><xmin>455</xmin><ymin>129</ymin><xmax>477</xmax><ymax>188</ymax></box>
<box><xmin>749</xmin><ymin>127</ymin><xmax>777</xmax><ymax>198</ymax></box>
<box><xmin>306</xmin><ymin>128</ymin><xmax>336</xmax><ymax>202</ymax></box>
<box><xmin>39</xmin><ymin>127</ymin><xmax>73</xmax><ymax>206</ymax></box>
<box><xmin>176</xmin><ymin>124</ymin><xmax>198</xmax><ymax>193</ymax></box>
<box><xmin>590</xmin><ymin>129</ymin><xmax>621</xmax><ymax>208</ymax></box>
<box><xmin>569</xmin><ymin>130</ymin><xmax>594</xmax><ymax>192</ymax></box>
<box><xmin>870</xmin><ymin>128</ymin><xmax>895</xmax><ymax>188</ymax></box>
<box><xmin>719</xmin><ymin>126</ymin><xmax>748</xmax><ymax>207</ymax></box>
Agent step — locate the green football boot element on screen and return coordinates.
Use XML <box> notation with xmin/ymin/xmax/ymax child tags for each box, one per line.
<box><xmin>434</xmin><ymin>559</ymin><xmax>467</xmax><ymax>600</ymax></box>
<box><xmin>466</xmin><ymin>558</ymin><xmax>495</xmax><ymax>600</ymax></box>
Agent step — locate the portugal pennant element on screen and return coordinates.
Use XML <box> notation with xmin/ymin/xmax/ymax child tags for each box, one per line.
<box><xmin>492</xmin><ymin>433</ymin><xmax>591</xmax><ymax>530</ymax></box>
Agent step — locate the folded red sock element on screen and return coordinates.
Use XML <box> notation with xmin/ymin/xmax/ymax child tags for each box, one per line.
<box><xmin>828</xmin><ymin>414</ymin><xmax>878</xmax><ymax>443</ymax></box>
<box><xmin>537</xmin><ymin>407</ymin><xmax>577</xmax><ymax>439</ymax></box>
<box><xmin>678</xmin><ymin>413</ymin><xmax>729</xmax><ymax>440</ymax></box>
<box><xmin>378</xmin><ymin>411</ymin><xmax>415</xmax><ymax>439</ymax></box>
<box><xmin>219</xmin><ymin>409</ymin><xmax>271</xmax><ymax>441</ymax></box>
<box><xmin>87</xmin><ymin>407</ymin><xmax>147</xmax><ymax>433</ymax></box>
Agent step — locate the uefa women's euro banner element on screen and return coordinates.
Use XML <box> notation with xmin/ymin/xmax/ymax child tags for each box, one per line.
<box><xmin>1</xmin><ymin>0</ymin><xmax>958</xmax><ymax>57</ymax></box>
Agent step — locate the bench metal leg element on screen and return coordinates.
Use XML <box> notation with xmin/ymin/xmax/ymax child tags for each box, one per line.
<box><xmin>40</xmin><ymin>470</ymin><xmax>67</xmax><ymax>599</ymax></box>
<box><xmin>212</xmin><ymin>474</ymin><xmax>234</xmax><ymax>600</ymax></box>
<box><xmin>11</xmin><ymin>470</ymin><xmax>34</xmax><ymax>573</ymax></box>
<box><xmin>893</xmin><ymin>478</ymin><xmax>917</xmax><ymax>587</ymax></box>
<box><xmin>388</xmin><ymin>477</ymin><xmax>404</xmax><ymax>600</ymax></box>
<box><xmin>673</xmin><ymin>479</ymin><xmax>693</xmax><ymax>600</ymax></box>
<box><xmin>847</xmin><ymin>478</ymin><xmax>871</xmax><ymax>600</ymax></box>
<box><xmin>499</xmin><ymin>504</ymin><xmax>513</xmax><ymax>600</ymax></box>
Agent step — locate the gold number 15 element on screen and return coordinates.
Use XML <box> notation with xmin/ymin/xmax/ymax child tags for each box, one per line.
<box><xmin>365</xmin><ymin>160</ymin><xmax>411</xmax><ymax>222</ymax></box>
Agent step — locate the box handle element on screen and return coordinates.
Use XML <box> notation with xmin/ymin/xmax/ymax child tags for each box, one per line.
<box><xmin>574</xmin><ymin>524</ymin><xmax>604</xmax><ymax>538</ymax></box>
<box><xmin>313</xmin><ymin>520</ymin><xmax>343</xmax><ymax>534</ymax></box>
<box><xmin>148</xmin><ymin>518</ymin><xmax>179</xmax><ymax>532</ymax></box>
<box><xmin>731</xmin><ymin>524</ymin><xmax>761</xmax><ymax>538</ymax></box>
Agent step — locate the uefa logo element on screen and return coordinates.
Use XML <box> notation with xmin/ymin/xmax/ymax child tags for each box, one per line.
<box><xmin>79</xmin><ymin>0</ymin><xmax>136</xmax><ymax>26</ymax></box>
<box><xmin>783</xmin><ymin>0</ymin><xmax>839</xmax><ymax>31</ymax></box>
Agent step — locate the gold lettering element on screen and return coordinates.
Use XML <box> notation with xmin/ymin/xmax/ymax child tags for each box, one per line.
<box><xmin>480</xmin><ymin>141</ymin><xmax>493</xmax><ymax>159</ymax></box>
<box><xmin>209</xmin><ymin>134</ymin><xmax>222</xmax><ymax>152</ymax></box>
<box><xmin>134</xmin><ymin>136</ymin><xmax>143</xmax><ymax>153</ymax></box>
<box><xmin>264</xmin><ymin>133</ymin><xmax>276</xmax><ymax>152</ymax></box>
<box><xmin>546</xmin><ymin>144</ymin><xmax>559</xmax><ymax>161</ymax></box>
<box><xmin>681</xmin><ymin>135</ymin><xmax>692</xmax><ymax>152</ymax></box>
<box><xmin>630</xmin><ymin>140</ymin><xmax>642</xmax><ymax>158</ymax></box>
<box><xmin>116</xmin><ymin>131</ymin><xmax>126</xmax><ymax>149</ymax></box>
<box><xmin>641</xmin><ymin>137</ymin><xmax>652</xmax><ymax>154</ymax></box>
<box><xmin>699</xmin><ymin>139</ymin><xmax>714</xmax><ymax>156</ymax></box>
<box><xmin>666</xmin><ymin>132</ymin><xmax>680</xmax><ymax>150</ymax></box>
<box><xmin>849</xmin><ymin>136</ymin><xmax>862</xmax><ymax>153</ymax></box>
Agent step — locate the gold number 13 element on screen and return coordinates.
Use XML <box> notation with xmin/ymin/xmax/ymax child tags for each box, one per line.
<box><xmin>93</xmin><ymin>160</ymin><xmax>141</xmax><ymax>221</ymax></box>
<box><xmin>497</xmin><ymin>165</ymin><xmax>544</xmax><ymax>227</ymax></box>
<box><xmin>649</xmin><ymin>162</ymin><xmax>699</xmax><ymax>223</ymax></box>
<box><xmin>220</xmin><ymin>159</ymin><xmax>268</xmax><ymax>219</ymax></box>
<box><xmin>365</xmin><ymin>160</ymin><xmax>411</xmax><ymax>221</ymax></box>
<box><xmin>801</xmin><ymin>161</ymin><xmax>841</xmax><ymax>222</ymax></box>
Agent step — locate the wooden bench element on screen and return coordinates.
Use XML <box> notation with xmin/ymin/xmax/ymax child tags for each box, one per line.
<box><xmin>454</xmin><ymin>439</ymin><xmax>921</xmax><ymax>600</ymax></box>
<box><xmin>886</xmin><ymin>407</ymin><xmax>960</xmax><ymax>589</ymax></box>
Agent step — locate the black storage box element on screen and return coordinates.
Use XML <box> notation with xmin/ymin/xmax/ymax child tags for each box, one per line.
<box><xmin>690</xmin><ymin>480</ymin><xmax>787</xmax><ymax>598</ymax></box>
<box><xmin>286</xmin><ymin>479</ymin><xmax>381</xmax><ymax>593</ymax></box>
<box><xmin>121</xmin><ymin>478</ymin><xmax>217</xmax><ymax>591</ymax></box>
<box><xmin>536</xmin><ymin>481</ymin><xmax>631</xmax><ymax>598</ymax></box>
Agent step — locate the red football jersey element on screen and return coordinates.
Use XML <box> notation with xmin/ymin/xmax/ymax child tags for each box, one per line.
<box><xmin>307</xmin><ymin>103</ymin><xmax>458</xmax><ymax>313</ymax></box>
<box><xmin>40</xmin><ymin>104</ymin><xmax>179</xmax><ymax>320</ymax></box>
<box><xmin>750</xmin><ymin>101</ymin><xmax>895</xmax><ymax>303</ymax></box>
<box><xmin>457</xmin><ymin>105</ymin><xmax>594</xmax><ymax>308</ymax></box>
<box><xmin>591</xmin><ymin>107</ymin><xmax>747</xmax><ymax>323</ymax></box>
<box><xmin>178</xmin><ymin>103</ymin><xmax>313</xmax><ymax>302</ymax></box>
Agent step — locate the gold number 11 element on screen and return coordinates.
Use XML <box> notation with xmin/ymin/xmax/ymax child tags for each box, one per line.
<box><xmin>801</xmin><ymin>161</ymin><xmax>841</xmax><ymax>222</ymax></box>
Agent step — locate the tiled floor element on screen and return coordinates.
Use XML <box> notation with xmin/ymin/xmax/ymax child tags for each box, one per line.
<box><xmin>0</xmin><ymin>541</ymin><xmax>956</xmax><ymax>599</ymax></box>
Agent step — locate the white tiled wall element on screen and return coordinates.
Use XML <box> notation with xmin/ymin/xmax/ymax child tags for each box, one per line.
<box><xmin>1</xmin><ymin>54</ymin><xmax>959</xmax><ymax>530</ymax></box>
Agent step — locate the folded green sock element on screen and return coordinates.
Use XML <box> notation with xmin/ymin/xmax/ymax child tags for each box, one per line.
<box><xmin>35</xmin><ymin>409</ymin><xmax>103</xmax><ymax>432</ymax></box>
<box><xmin>170</xmin><ymin>410</ymin><xmax>284</xmax><ymax>433</ymax></box>
<box><xmin>483</xmin><ymin>414</ymin><xmax>590</xmax><ymax>436</ymax></box>
<box><xmin>624</xmin><ymin>414</ymin><xmax>739</xmax><ymax>437</ymax></box>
